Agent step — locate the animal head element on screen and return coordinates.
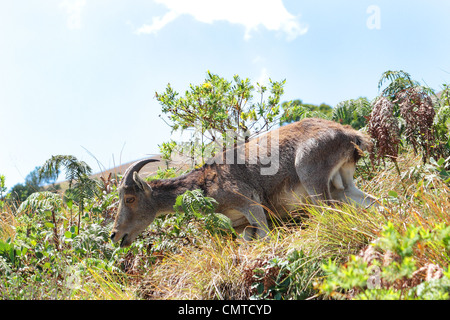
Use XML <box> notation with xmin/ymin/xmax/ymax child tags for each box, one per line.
<box><xmin>110</xmin><ymin>158</ymin><xmax>159</xmax><ymax>247</ymax></box>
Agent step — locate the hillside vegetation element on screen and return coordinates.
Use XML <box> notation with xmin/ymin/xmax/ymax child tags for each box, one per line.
<box><xmin>1</xmin><ymin>70</ymin><xmax>449</xmax><ymax>300</ymax></box>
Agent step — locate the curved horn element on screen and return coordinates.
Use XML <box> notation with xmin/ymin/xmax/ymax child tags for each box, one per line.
<box><xmin>121</xmin><ymin>158</ymin><xmax>160</xmax><ymax>187</ymax></box>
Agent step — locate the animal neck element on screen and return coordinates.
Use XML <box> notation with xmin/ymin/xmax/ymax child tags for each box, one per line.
<box><xmin>148</xmin><ymin>169</ymin><xmax>207</xmax><ymax>214</ymax></box>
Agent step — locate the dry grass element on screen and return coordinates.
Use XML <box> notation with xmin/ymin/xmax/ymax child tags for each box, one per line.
<box><xmin>0</xmin><ymin>204</ymin><xmax>17</xmax><ymax>241</ymax></box>
<box><xmin>134</xmin><ymin>205</ymin><xmax>385</xmax><ymax>299</ymax></box>
<box><xmin>132</xmin><ymin>150</ymin><xmax>450</xmax><ymax>299</ymax></box>
<box><xmin>69</xmin><ymin>266</ymin><xmax>139</xmax><ymax>300</ymax></box>
<box><xmin>139</xmin><ymin>235</ymin><xmax>253</xmax><ymax>299</ymax></box>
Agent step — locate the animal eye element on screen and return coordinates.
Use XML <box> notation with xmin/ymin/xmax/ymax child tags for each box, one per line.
<box><xmin>125</xmin><ymin>197</ymin><xmax>135</xmax><ymax>204</ymax></box>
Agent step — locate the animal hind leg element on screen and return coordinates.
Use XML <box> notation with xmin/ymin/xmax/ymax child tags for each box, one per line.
<box><xmin>298</xmin><ymin>174</ymin><xmax>332</xmax><ymax>204</ymax></box>
<box><xmin>295</xmin><ymin>150</ymin><xmax>333</xmax><ymax>204</ymax></box>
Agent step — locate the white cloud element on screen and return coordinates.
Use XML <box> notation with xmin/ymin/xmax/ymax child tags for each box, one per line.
<box><xmin>60</xmin><ymin>0</ymin><xmax>86</xmax><ymax>30</ymax></box>
<box><xmin>135</xmin><ymin>10</ymin><xmax>180</xmax><ymax>35</ymax></box>
<box><xmin>137</xmin><ymin>0</ymin><xmax>308</xmax><ymax>40</ymax></box>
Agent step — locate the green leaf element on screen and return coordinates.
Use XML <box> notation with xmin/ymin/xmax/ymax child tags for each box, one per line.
<box><xmin>64</xmin><ymin>231</ymin><xmax>73</xmax><ymax>239</ymax></box>
<box><xmin>0</xmin><ymin>241</ymin><xmax>9</xmax><ymax>254</ymax></box>
<box><xmin>388</xmin><ymin>190</ymin><xmax>398</xmax><ymax>198</ymax></box>
<box><xmin>9</xmin><ymin>245</ymin><xmax>15</xmax><ymax>264</ymax></box>
<box><xmin>256</xmin><ymin>282</ymin><xmax>265</xmax><ymax>295</ymax></box>
<box><xmin>45</xmin><ymin>222</ymin><xmax>54</xmax><ymax>229</ymax></box>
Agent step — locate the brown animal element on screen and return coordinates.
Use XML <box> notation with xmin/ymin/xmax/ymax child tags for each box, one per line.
<box><xmin>110</xmin><ymin>118</ymin><xmax>376</xmax><ymax>247</ymax></box>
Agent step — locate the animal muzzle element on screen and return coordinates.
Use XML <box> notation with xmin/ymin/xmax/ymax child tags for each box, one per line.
<box><xmin>110</xmin><ymin>231</ymin><xmax>130</xmax><ymax>248</ymax></box>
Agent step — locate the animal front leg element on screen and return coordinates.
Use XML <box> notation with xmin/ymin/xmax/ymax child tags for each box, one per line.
<box><xmin>241</xmin><ymin>205</ymin><xmax>269</xmax><ymax>241</ymax></box>
<box><xmin>337</xmin><ymin>163</ymin><xmax>377</xmax><ymax>207</ymax></box>
<box><xmin>330</xmin><ymin>171</ymin><xmax>346</xmax><ymax>203</ymax></box>
<box><xmin>342</xmin><ymin>187</ymin><xmax>378</xmax><ymax>208</ymax></box>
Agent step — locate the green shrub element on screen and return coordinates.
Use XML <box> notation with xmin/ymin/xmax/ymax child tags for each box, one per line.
<box><xmin>247</xmin><ymin>249</ymin><xmax>323</xmax><ymax>300</ymax></box>
<box><xmin>319</xmin><ymin>222</ymin><xmax>450</xmax><ymax>300</ymax></box>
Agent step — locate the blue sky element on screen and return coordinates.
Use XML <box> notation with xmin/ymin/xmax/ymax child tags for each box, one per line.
<box><xmin>1</xmin><ymin>0</ymin><xmax>449</xmax><ymax>190</ymax></box>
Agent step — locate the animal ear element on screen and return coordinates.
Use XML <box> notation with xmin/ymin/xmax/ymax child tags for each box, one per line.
<box><xmin>133</xmin><ymin>171</ymin><xmax>153</xmax><ymax>193</ymax></box>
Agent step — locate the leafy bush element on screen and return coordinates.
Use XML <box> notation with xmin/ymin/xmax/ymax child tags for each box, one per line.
<box><xmin>244</xmin><ymin>249</ymin><xmax>323</xmax><ymax>300</ymax></box>
<box><xmin>280</xmin><ymin>99</ymin><xmax>333</xmax><ymax>125</ymax></box>
<box><xmin>141</xmin><ymin>189</ymin><xmax>236</xmax><ymax>254</ymax></box>
<box><xmin>71</xmin><ymin>223</ymin><xmax>115</xmax><ymax>259</ymax></box>
<box><xmin>319</xmin><ymin>222</ymin><xmax>450</xmax><ymax>299</ymax></box>
<box><xmin>332</xmin><ymin>97</ymin><xmax>372</xmax><ymax>130</ymax></box>
<box><xmin>368</xmin><ymin>70</ymin><xmax>449</xmax><ymax>165</ymax></box>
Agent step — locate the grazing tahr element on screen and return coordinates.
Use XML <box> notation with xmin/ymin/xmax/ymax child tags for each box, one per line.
<box><xmin>110</xmin><ymin>118</ymin><xmax>377</xmax><ymax>247</ymax></box>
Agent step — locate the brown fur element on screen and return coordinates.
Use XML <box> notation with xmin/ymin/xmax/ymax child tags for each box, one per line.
<box><xmin>111</xmin><ymin>118</ymin><xmax>376</xmax><ymax>247</ymax></box>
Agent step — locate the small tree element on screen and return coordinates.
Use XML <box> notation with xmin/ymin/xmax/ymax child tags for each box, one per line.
<box><xmin>368</xmin><ymin>70</ymin><xmax>443</xmax><ymax>165</ymax></box>
<box><xmin>156</xmin><ymin>71</ymin><xmax>286</xmax><ymax>165</ymax></box>
<box><xmin>18</xmin><ymin>191</ymin><xmax>64</xmax><ymax>250</ymax></box>
<box><xmin>39</xmin><ymin>155</ymin><xmax>99</xmax><ymax>232</ymax></box>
